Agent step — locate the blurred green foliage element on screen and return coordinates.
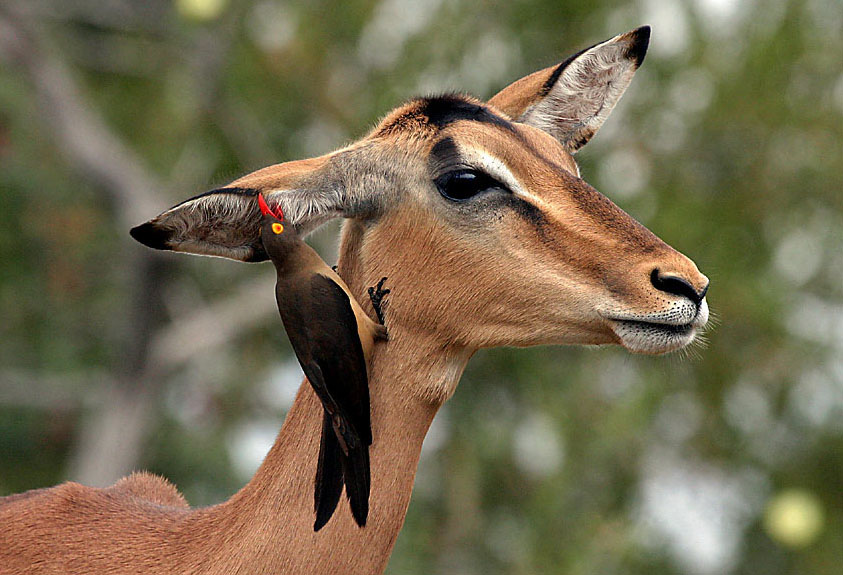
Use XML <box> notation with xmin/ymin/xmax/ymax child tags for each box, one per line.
<box><xmin>1</xmin><ymin>1</ymin><xmax>841</xmax><ymax>574</ymax></box>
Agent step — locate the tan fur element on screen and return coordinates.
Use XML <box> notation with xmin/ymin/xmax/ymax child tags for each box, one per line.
<box><xmin>487</xmin><ymin>64</ymin><xmax>554</xmax><ymax>117</ymax></box>
<box><xmin>1</xmin><ymin>28</ymin><xmax>707</xmax><ymax>574</ymax></box>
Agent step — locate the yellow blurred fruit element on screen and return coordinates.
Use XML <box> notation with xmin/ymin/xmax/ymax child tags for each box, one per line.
<box><xmin>763</xmin><ymin>489</ymin><xmax>824</xmax><ymax>549</ymax></box>
<box><xmin>176</xmin><ymin>0</ymin><xmax>228</xmax><ymax>22</ymax></box>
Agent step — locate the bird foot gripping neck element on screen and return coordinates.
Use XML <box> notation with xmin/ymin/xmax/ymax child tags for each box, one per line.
<box><xmin>367</xmin><ymin>276</ymin><xmax>390</xmax><ymax>336</ymax></box>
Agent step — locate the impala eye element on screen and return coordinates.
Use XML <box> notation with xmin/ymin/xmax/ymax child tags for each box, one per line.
<box><xmin>435</xmin><ymin>170</ymin><xmax>507</xmax><ymax>202</ymax></box>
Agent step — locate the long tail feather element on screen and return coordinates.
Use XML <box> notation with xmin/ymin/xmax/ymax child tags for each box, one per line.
<box><xmin>313</xmin><ymin>412</ymin><xmax>343</xmax><ymax>532</ymax></box>
<box><xmin>341</xmin><ymin>440</ymin><xmax>371</xmax><ymax>527</ymax></box>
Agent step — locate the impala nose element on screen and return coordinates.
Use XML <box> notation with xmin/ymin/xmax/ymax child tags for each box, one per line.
<box><xmin>650</xmin><ymin>268</ymin><xmax>709</xmax><ymax>306</ymax></box>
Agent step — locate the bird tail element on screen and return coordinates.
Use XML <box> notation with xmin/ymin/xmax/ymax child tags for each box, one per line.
<box><xmin>340</xmin><ymin>435</ymin><xmax>371</xmax><ymax>528</ymax></box>
<box><xmin>313</xmin><ymin>411</ymin><xmax>343</xmax><ymax>531</ymax></box>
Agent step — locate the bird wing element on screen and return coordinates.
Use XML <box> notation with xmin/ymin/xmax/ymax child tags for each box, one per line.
<box><xmin>303</xmin><ymin>274</ymin><xmax>373</xmax><ymax>448</ymax></box>
<box><xmin>279</xmin><ymin>273</ymin><xmax>372</xmax><ymax>528</ymax></box>
<box><xmin>302</xmin><ymin>358</ymin><xmax>371</xmax><ymax>529</ymax></box>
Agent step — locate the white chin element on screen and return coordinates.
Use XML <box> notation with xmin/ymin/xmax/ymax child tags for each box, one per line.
<box><xmin>610</xmin><ymin>320</ymin><xmax>699</xmax><ymax>354</ymax></box>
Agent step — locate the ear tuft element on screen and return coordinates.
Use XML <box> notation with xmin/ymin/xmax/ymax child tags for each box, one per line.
<box><xmin>624</xmin><ymin>25</ymin><xmax>650</xmax><ymax>68</ymax></box>
<box><xmin>488</xmin><ymin>27</ymin><xmax>651</xmax><ymax>153</ymax></box>
<box><xmin>129</xmin><ymin>158</ymin><xmax>358</xmax><ymax>262</ymax></box>
<box><xmin>130</xmin><ymin>221</ymin><xmax>173</xmax><ymax>251</ymax></box>
<box><xmin>129</xmin><ymin>188</ymin><xmax>267</xmax><ymax>262</ymax></box>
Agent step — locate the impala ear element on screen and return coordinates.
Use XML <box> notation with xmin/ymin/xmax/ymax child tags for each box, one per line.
<box><xmin>130</xmin><ymin>157</ymin><xmax>350</xmax><ymax>262</ymax></box>
<box><xmin>488</xmin><ymin>26</ymin><xmax>650</xmax><ymax>153</ymax></box>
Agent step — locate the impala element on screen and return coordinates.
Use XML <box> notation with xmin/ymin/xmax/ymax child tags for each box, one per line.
<box><xmin>1</xmin><ymin>26</ymin><xmax>708</xmax><ymax>574</ymax></box>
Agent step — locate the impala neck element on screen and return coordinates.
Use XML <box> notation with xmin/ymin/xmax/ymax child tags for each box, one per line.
<box><xmin>195</xmin><ymin>222</ymin><xmax>471</xmax><ymax>574</ymax></box>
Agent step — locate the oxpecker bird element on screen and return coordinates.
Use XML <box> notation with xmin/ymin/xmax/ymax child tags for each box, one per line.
<box><xmin>257</xmin><ymin>193</ymin><xmax>388</xmax><ymax>531</ymax></box>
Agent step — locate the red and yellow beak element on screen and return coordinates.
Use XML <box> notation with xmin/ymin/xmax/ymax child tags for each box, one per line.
<box><xmin>258</xmin><ymin>193</ymin><xmax>285</xmax><ymax>234</ymax></box>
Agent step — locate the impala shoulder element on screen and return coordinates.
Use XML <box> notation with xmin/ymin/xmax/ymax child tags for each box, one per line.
<box><xmin>108</xmin><ymin>472</ymin><xmax>189</xmax><ymax>509</ymax></box>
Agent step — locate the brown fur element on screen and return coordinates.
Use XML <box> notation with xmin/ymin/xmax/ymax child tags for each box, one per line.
<box><xmin>1</xmin><ymin>27</ymin><xmax>707</xmax><ymax>574</ymax></box>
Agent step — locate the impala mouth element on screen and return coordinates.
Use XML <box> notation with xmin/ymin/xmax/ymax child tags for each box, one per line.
<box><xmin>613</xmin><ymin>318</ymin><xmax>696</xmax><ymax>335</ymax></box>
<box><xmin>607</xmin><ymin>318</ymin><xmax>698</xmax><ymax>354</ymax></box>
<box><xmin>605</xmin><ymin>301</ymin><xmax>709</xmax><ymax>355</ymax></box>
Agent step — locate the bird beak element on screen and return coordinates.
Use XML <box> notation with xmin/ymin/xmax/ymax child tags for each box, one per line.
<box><xmin>258</xmin><ymin>193</ymin><xmax>284</xmax><ymax>221</ymax></box>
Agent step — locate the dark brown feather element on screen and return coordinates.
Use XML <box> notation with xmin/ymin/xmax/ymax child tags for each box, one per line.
<box><xmin>313</xmin><ymin>412</ymin><xmax>343</xmax><ymax>531</ymax></box>
<box><xmin>262</xmin><ymin>216</ymin><xmax>373</xmax><ymax>530</ymax></box>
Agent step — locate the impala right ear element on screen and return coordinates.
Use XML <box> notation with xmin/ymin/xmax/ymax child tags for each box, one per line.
<box><xmin>488</xmin><ymin>26</ymin><xmax>650</xmax><ymax>153</ymax></box>
<box><xmin>130</xmin><ymin>157</ymin><xmax>353</xmax><ymax>262</ymax></box>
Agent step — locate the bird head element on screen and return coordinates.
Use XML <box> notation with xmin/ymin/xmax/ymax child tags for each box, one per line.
<box><xmin>258</xmin><ymin>193</ymin><xmax>296</xmax><ymax>257</ymax></box>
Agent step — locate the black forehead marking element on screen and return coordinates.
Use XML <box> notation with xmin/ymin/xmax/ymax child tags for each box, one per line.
<box><xmin>377</xmin><ymin>95</ymin><xmax>516</xmax><ymax>136</ymax></box>
<box><xmin>429</xmin><ymin>137</ymin><xmax>461</xmax><ymax>167</ymax></box>
<box><xmin>418</xmin><ymin>95</ymin><xmax>515</xmax><ymax>131</ymax></box>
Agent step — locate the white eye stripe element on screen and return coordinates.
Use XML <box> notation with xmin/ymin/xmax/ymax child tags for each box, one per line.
<box><xmin>455</xmin><ymin>147</ymin><xmax>549</xmax><ymax>209</ymax></box>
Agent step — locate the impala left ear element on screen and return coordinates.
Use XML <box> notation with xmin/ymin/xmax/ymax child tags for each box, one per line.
<box><xmin>130</xmin><ymin>156</ymin><xmax>354</xmax><ymax>262</ymax></box>
<box><xmin>488</xmin><ymin>26</ymin><xmax>650</xmax><ymax>153</ymax></box>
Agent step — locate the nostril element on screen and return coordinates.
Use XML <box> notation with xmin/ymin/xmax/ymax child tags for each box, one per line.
<box><xmin>650</xmin><ymin>269</ymin><xmax>707</xmax><ymax>305</ymax></box>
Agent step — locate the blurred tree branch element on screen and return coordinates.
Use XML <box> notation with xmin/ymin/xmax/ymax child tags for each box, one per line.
<box><xmin>20</xmin><ymin>0</ymin><xmax>171</xmax><ymax>36</ymax></box>
<box><xmin>0</xmin><ymin>370</ymin><xmax>110</xmax><ymax>410</ymax></box>
<box><xmin>0</xmin><ymin>1</ymin><xmax>169</xmax><ymax>485</ymax></box>
<box><xmin>0</xmin><ymin>271</ymin><xmax>276</xmax><ymax>411</ymax></box>
<box><xmin>0</xmin><ymin>3</ymin><xmax>164</xmax><ymax>224</ymax></box>
<box><xmin>149</xmin><ymin>276</ymin><xmax>275</xmax><ymax>372</ymax></box>
<box><xmin>0</xmin><ymin>1</ymin><xmax>274</xmax><ymax>487</ymax></box>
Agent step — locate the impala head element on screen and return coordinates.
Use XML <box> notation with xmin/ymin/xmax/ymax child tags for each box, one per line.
<box><xmin>132</xmin><ymin>26</ymin><xmax>708</xmax><ymax>360</ymax></box>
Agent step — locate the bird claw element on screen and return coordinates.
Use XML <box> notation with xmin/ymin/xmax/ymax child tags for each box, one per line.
<box><xmin>367</xmin><ymin>277</ymin><xmax>390</xmax><ymax>326</ymax></box>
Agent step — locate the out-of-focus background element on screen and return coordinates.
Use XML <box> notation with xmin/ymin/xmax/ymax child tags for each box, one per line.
<box><xmin>1</xmin><ymin>0</ymin><xmax>841</xmax><ymax>573</ymax></box>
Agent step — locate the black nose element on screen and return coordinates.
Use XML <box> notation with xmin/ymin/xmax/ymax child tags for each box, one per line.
<box><xmin>650</xmin><ymin>269</ymin><xmax>708</xmax><ymax>305</ymax></box>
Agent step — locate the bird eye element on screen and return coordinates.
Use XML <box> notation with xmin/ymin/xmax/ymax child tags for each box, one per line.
<box><xmin>435</xmin><ymin>170</ymin><xmax>507</xmax><ymax>202</ymax></box>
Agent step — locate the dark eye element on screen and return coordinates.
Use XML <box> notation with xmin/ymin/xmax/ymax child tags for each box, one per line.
<box><xmin>435</xmin><ymin>169</ymin><xmax>507</xmax><ymax>202</ymax></box>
